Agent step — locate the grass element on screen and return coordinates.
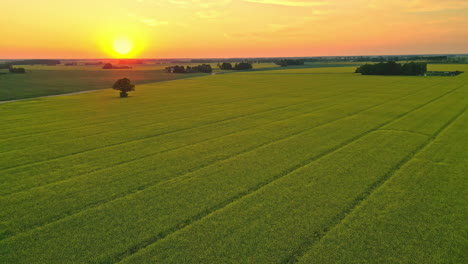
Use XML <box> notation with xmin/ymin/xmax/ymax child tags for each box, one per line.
<box><xmin>0</xmin><ymin>65</ymin><xmax>466</xmax><ymax>263</ymax></box>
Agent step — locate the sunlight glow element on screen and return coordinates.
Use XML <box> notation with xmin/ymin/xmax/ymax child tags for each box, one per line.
<box><xmin>112</xmin><ymin>37</ymin><xmax>133</xmax><ymax>56</ymax></box>
<box><xmin>1</xmin><ymin>0</ymin><xmax>467</xmax><ymax>58</ymax></box>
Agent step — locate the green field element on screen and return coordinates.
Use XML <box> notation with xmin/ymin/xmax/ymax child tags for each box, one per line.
<box><xmin>0</xmin><ymin>65</ymin><xmax>206</xmax><ymax>101</ymax></box>
<box><xmin>0</xmin><ymin>62</ymin><xmax>357</xmax><ymax>101</ymax></box>
<box><xmin>1</xmin><ymin>65</ymin><xmax>467</xmax><ymax>263</ymax></box>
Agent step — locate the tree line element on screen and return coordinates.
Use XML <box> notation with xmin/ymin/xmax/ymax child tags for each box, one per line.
<box><xmin>102</xmin><ymin>63</ymin><xmax>132</xmax><ymax>69</ymax></box>
<box><xmin>0</xmin><ymin>59</ymin><xmax>61</xmax><ymax>66</ymax></box>
<box><xmin>165</xmin><ymin>64</ymin><xmax>213</xmax><ymax>73</ymax></box>
<box><xmin>0</xmin><ymin>63</ymin><xmax>26</xmax><ymax>73</ymax></box>
<box><xmin>274</xmin><ymin>59</ymin><xmax>304</xmax><ymax>67</ymax></box>
<box><xmin>217</xmin><ymin>62</ymin><xmax>253</xmax><ymax>70</ymax></box>
<box><xmin>8</xmin><ymin>66</ymin><xmax>26</xmax><ymax>74</ymax></box>
<box><xmin>355</xmin><ymin>61</ymin><xmax>427</xmax><ymax>76</ymax></box>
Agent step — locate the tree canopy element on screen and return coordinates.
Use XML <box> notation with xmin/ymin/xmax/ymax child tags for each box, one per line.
<box><xmin>233</xmin><ymin>62</ymin><xmax>253</xmax><ymax>70</ymax></box>
<box><xmin>275</xmin><ymin>59</ymin><xmax>304</xmax><ymax>67</ymax></box>
<box><xmin>102</xmin><ymin>63</ymin><xmax>132</xmax><ymax>70</ymax></box>
<box><xmin>8</xmin><ymin>66</ymin><xmax>26</xmax><ymax>74</ymax></box>
<box><xmin>112</xmin><ymin>78</ymin><xmax>135</xmax><ymax>97</ymax></box>
<box><xmin>355</xmin><ymin>61</ymin><xmax>427</xmax><ymax>76</ymax></box>
<box><xmin>218</xmin><ymin>62</ymin><xmax>233</xmax><ymax>70</ymax></box>
<box><xmin>165</xmin><ymin>64</ymin><xmax>212</xmax><ymax>73</ymax></box>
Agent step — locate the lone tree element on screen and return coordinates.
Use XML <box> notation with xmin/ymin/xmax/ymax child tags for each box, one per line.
<box><xmin>112</xmin><ymin>78</ymin><xmax>135</xmax><ymax>98</ymax></box>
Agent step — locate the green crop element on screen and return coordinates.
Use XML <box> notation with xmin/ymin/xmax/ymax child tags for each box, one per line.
<box><xmin>1</xmin><ymin>65</ymin><xmax>466</xmax><ymax>263</ymax></box>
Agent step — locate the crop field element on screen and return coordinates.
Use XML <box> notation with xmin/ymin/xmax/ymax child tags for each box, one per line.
<box><xmin>0</xmin><ymin>62</ymin><xmax>357</xmax><ymax>101</ymax></box>
<box><xmin>0</xmin><ymin>65</ymin><xmax>205</xmax><ymax>101</ymax></box>
<box><xmin>0</xmin><ymin>65</ymin><xmax>467</xmax><ymax>263</ymax></box>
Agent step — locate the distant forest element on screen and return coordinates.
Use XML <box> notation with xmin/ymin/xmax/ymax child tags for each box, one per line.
<box><xmin>355</xmin><ymin>62</ymin><xmax>427</xmax><ymax>76</ymax></box>
<box><xmin>165</xmin><ymin>64</ymin><xmax>213</xmax><ymax>73</ymax></box>
<box><xmin>190</xmin><ymin>55</ymin><xmax>468</xmax><ymax>64</ymax></box>
<box><xmin>217</xmin><ymin>62</ymin><xmax>253</xmax><ymax>70</ymax></box>
<box><xmin>7</xmin><ymin>59</ymin><xmax>61</xmax><ymax>65</ymax></box>
<box><xmin>274</xmin><ymin>59</ymin><xmax>304</xmax><ymax>67</ymax></box>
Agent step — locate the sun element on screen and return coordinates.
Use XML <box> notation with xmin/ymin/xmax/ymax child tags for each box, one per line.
<box><xmin>112</xmin><ymin>37</ymin><xmax>133</xmax><ymax>56</ymax></box>
<box><xmin>100</xmin><ymin>30</ymin><xmax>147</xmax><ymax>58</ymax></box>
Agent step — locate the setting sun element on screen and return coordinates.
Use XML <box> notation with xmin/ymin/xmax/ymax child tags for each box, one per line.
<box><xmin>112</xmin><ymin>37</ymin><xmax>133</xmax><ymax>56</ymax></box>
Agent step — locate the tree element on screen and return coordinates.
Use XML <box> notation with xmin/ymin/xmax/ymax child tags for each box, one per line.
<box><xmin>219</xmin><ymin>62</ymin><xmax>233</xmax><ymax>70</ymax></box>
<box><xmin>8</xmin><ymin>66</ymin><xmax>26</xmax><ymax>74</ymax></box>
<box><xmin>196</xmin><ymin>64</ymin><xmax>212</xmax><ymax>73</ymax></box>
<box><xmin>112</xmin><ymin>78</ymin><xmax>135</xmax><ymax>97</ymax></box>
<box><xmin>355</xmin><ymin>62</ymin><xmax>426</xmax><ymax>76</ymax></box>
<box><xmin>275</xmin><ymin>59</ymin><xmax>304</xmax><ymax>67</ymax></box>
<box><xmin>102</xmin><ymin>63</ymin><xmax>113</xmax><ymax>69</ymax></box>
<box><xmin>233</xmin><ymin>62</ymin><xmax>253</xmax><ymax>70</ymax></box>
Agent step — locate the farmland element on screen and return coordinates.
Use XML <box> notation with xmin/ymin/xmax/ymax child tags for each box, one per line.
<box><xmin>0</xmin><ymin>65</ymin><xmax>467</xmax><ymax>263</ymax></box>
<box><xmin>0</xmin><ymin>64</ymin><xmax>205</xmax><ymax>101</ymax></box>
<box><xmin>0</xmin><ymin>62</ymin><xmax>359</xmax><ymax>101</ymax></box>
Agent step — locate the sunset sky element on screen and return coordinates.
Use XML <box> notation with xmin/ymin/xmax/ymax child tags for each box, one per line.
<box><xmin>2</xmin><ymin>0</ymin><xmax>468</xmax><ymax>59</ymax></box>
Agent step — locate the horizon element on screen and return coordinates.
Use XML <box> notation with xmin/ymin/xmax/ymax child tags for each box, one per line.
<box><xmin>2</xmin><ymin>0</ymin><xmax>468</xmax><ymax>59</ymax></box>
<box><xmin>2</xmin><ymin>53</ymin><xmax>468</xmax><ymax>61</ymax></box>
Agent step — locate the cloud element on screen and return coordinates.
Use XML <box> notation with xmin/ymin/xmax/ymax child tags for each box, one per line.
<box><xmin>127</xmin><ymin>13</ymin><xmax>168</xmax><ymax>27</ymax></box>
<box><xmin>243</xmin><ymin>0</ymin><xmax>328</xmax><ymax>7</ymax></box>
<box><xmin>407</xmin><ymin>1</ymin><xmax>468</xmax><ymax>12</ymax></box>
<box><xmin>196</xmin><ymin>10</ymin><xmax>221</xmax><ymax>19</ymax></box>
<box><xmin>168</xmin><ymin>0</ymin><xmax>231</xmax><ymax>8</ymax></box>
<box><xmin>140</xmin><ymin>18</ymin><xmax>169</xmax><ymax>26</ymax></box>
<box><xmin>225</xmin><ymin>22</ymin><xmax>312</xmax><ymax>41</ymax></box>
<box><xmin>367</xmin><ymin>0</ymin><xmax>468</xmax><ymax>12</ymax></box>
<box><xmin>199</xmin><ymin>0</ymin><xmax>231</xmax><ymax>8</ymax></box>
<box><xmin>168</xmin><ymin>0</ymin><xmax>190</xmax><ymax>5</ymax></box>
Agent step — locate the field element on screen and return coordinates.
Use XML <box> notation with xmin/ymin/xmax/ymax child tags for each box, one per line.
<box><xmin>0</xmin><ymin>62</ymin><xmax>357</xmax><ymax>101</ymax></box>
<box><xmin>0</xmin><ymin>64</ymin><xmax>205</xmax><ymax>101</ymax></box>
<box><xmin>0</xmin><ymin>65</ymin><xmax>467</xmax><ymax>263</ymax></box>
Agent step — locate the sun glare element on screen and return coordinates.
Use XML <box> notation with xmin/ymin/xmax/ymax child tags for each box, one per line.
<box><xmin>112</xmin><ymin>37</ymin><xmax>133</xmax><ymax>57</ymax></box>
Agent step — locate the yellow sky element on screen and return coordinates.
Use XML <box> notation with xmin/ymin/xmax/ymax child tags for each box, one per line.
<box><xmin>2</xmin><ymin>0</ymin><xmax>468</xmax><ymax>58</ymax></box>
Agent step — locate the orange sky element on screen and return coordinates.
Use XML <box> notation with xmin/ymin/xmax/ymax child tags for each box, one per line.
<box><xmin>2</xmin><ymin>0</ymin><xmax>468</xmax><ymax>59</ymax></box>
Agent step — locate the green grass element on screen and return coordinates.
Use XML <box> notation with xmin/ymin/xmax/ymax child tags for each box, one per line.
<box><xmin>0</xmin><ymin>65</ymin><xmax>466</xmax><ymax>263</ymax></box>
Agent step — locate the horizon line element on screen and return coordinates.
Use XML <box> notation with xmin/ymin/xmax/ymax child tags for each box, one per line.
<box><xmin>2</xmin><ymin>53</ymin><xmax>468</xmax><ymax>61</ymax></box>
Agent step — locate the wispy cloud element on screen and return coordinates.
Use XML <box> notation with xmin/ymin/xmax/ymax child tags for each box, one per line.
<box><xmin>167</xmin><ymin>0</ymin><xmax>231</xmax><ymax>8</ymax></box>
<box><xmin>225</xmin><ymin>22</ymin><xmax>313</xmax><ymax>40</ymax></box>
<box><xmin>199</xmin><ymin>0</ymin><xmax>231</xmax><ymax>8</ymax></box>
<box><xmin>168</xmin><ymin>0</ymin><xmax>190</xmax><ymax>6</ymax></box>
<box><xmin>407</xmin><ymin>0</ymin><xmax>468</xmax><ymax>12</ymax></box>
<box><xmin>141</xmin><ymin>18</ymin><xmax>169</xmax><ymax>26</ymax></box>
<box><xmin>368</xmin><ymin>0</ymin><xmax>468</xmax><ymax>13</ymax></box>
<box><xmin>196</xmin><ymin>10</ymin><xmax>221</xmax><ymax>19</ymax></box>
<box><xmin>128</xmin><ymin>13</ymin><xmax>168</xmax><ymax>27</ymax></box>
<box><xmin>243</xmin><ymin>0</ymin><xmax>328</xmax><ymax>7</ymax></box>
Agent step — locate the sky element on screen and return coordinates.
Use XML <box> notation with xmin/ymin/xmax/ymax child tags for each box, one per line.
<box><xmin>2</xmin><ymin>0</ymin><xmax>468</xmax><ymax>59</ymax></box>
